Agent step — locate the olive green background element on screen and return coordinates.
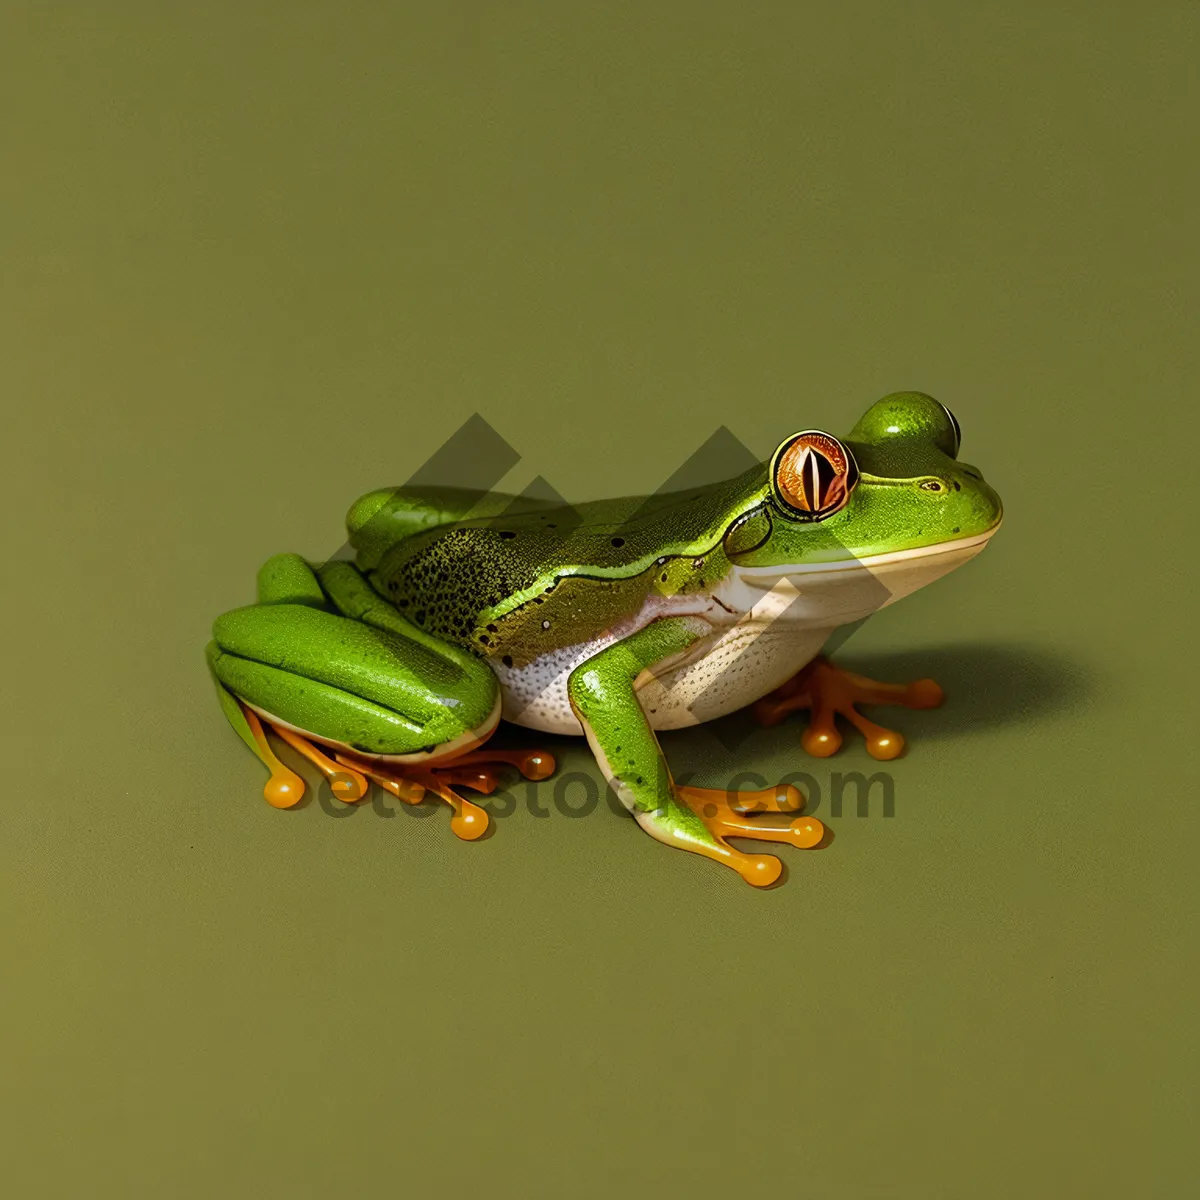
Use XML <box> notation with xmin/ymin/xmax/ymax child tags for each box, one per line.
<box><xmin>2</xmin><ymin>3</ymin><xmax>1196</xmax><ymax>1197</ymax></box>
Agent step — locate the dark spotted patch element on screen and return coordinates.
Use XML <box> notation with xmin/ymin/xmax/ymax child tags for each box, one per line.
<box><xmin>502</xmin><ymin>654</ymin><xmax>513</xmax><ymax>667</ymax></box>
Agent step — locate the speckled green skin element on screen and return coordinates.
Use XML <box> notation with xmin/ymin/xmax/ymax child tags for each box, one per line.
<box><xmin>208</xmin><ymin>392</ymin><xmax>1002</xmax><ymax>859</ymax></box>
<box><xmin>365</xmin><ymin>474</ymin><xmax>758</xmax><ymax>667</ymax></box>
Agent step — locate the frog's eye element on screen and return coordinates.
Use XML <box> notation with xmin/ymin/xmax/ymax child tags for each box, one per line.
<box><xmin>771</xmin><ymin>431</ymin><xmax>860</xmax><ymax>521</ymax></box>
<box><xmin>938</xmin><ymin>402</ymin><xmax>962</xmax><ymax>457</ymax></box>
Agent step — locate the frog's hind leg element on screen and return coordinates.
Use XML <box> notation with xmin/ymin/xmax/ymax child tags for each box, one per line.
<box><xmin>209</xmin><ymin>666</ymin><xmax>374</xmax><ymax>810</ymax></box>
<box><xmin>209</xmin><ymin>553</ymin><xmax>557</xmax><ymax>832</ymax></box>
<box><xmin>221</xmin><ymin>687</ymin><xmax>559</xmax><ymax>839</ymax></box>
<box><xmin>221</xmin><ymin>695</ymin><xmax>557</xmax><ymax>840</ymax></box>
<box><xmin>753</xmin><ymin>656</ymin><xmax>943</xmax><ymax>761</ymax></box>
<box><xmin>220</xmin><ymin>685</ymin><xmax>557</xmax><ymax>839</ymax></box>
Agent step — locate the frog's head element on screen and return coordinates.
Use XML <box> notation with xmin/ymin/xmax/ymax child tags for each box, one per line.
<box><xmin>728</xmin><ymin>392</ymin><xmax>1002</xmax><ymax>601</ymax></box>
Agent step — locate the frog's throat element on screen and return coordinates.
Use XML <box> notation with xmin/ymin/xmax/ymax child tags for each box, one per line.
<box><xmin>241</xmin><ymin>691</ymin><xmax>503</xmax><ymax>767</ymax></box>
<box><xmin>733</xmin><ymin>524</ymin><xmax>1001</xmax><ymax>586</ymax></box>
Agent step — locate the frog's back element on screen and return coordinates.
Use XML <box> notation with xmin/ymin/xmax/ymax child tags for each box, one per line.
<box><xmin>363</xmin><ymin>469</ymin><xmax>764</xmax><ymax>658</ymax></box>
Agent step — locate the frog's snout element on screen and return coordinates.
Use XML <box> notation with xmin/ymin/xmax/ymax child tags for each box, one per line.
<box><xmin>958</xmin><ymin>471</ymin><xmax>1003</xmax><ymax>534</ymax></box>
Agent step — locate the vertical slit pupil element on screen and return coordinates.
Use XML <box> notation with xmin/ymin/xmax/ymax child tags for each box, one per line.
<box><xmin>802</xmin><ymin>450</ymin><xmax>821</xmax><ymax>509</ymax></box>
<box><xmin>801</xmin><ymin>447</ymin><xmax>838</xmax><ymax>510</ymax></box>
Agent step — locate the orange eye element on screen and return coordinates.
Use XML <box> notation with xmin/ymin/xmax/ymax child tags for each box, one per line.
<box><xmin>772</xmin><ymin>431</ymin><xmax>859</xmax><ymax>520</ymax></box>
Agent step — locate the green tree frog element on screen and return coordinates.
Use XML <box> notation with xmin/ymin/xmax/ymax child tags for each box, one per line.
<box><xmin>207</xmin><ymin>392</ymin><xmax>1002</xmax><ymax>886</ymax></box>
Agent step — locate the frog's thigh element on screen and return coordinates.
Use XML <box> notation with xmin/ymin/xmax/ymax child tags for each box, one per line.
<box><xmin>566</xmin><ymin>618</ymin><xmax>786</xmax><ymax>888</ymax></box>
<box><xmin>209</xmin><ymin>600</ymin><xmax>499</xmax><ymax>759</ymax></box>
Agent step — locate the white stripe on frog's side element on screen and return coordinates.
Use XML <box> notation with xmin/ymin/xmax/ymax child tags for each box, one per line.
<box><xmin>498</xmin><ymin>528</ymin><xmax>999</xmax><ymax>736</ymax></box>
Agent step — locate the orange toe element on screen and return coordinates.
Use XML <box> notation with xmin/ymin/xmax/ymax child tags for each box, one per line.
<box><xmin>757</xmin><ymin>657</ymin><xmax>944</xmax><ymax>760</ymax></box>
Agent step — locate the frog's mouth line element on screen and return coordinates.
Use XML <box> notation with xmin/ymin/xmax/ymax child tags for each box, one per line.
<box><xmin>734</xmin><ymin>524</ymin><xmax>1002</xmax><ymax>583</ymax></box>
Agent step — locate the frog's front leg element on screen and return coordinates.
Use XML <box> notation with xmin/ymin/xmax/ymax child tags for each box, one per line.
<box><xmin>208</xmin><ymin>554</ymin><xmax>553</xmax><ymax>838</ymax></box>
<box><xmin>568</xmin><ymin>618</ymin><xmax>824</xmax><ymax>888</ymax></box>
<box><xmin>753</xmin><ymin>656</ymin><xmax>944</xmax><ymax>761</ymax></box>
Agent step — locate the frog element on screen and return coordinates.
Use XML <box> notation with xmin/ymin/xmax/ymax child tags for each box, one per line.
<box><xmin>206</xmin><ymin>391</ymin><xmax>1002</xmax><ymax>886</ymax></box>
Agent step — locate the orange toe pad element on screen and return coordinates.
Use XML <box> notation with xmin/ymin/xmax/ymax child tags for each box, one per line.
<box><xmin>753</xmin><ymin>657</ymin><xmax>943</xmax><ymax>761</ymax></box>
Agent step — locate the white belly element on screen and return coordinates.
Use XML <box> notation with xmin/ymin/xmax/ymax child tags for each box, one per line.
<box><xmin>495</xmin><ymin>529</ymin><xmax>996</xmax><ymax>736</ymax></box>
<box><xmin>495</xmin><ymin>576</ymin><xmax>841</xmax><ymax>735</ymax></box>
<box><xmin>637</xmin><ymin>617</ymin><xmax>832</xmax><ymax>729</ymax></box>
<box><xmin>498</xmin><ymin>615</ymin><xmax>833</xmax><ymax>735</ymax></box>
